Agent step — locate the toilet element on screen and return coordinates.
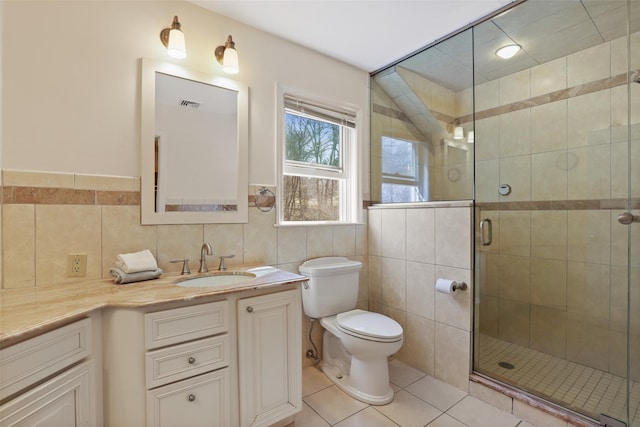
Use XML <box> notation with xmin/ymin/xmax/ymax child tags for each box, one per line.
<box><xmin>299</xmin><ymin>257</ymin><xmax>403</xmax><ymax>405</ymax></box>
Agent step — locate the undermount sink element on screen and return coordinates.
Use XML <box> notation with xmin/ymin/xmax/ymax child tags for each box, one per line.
<box><xmin>176</xmin><ymin>272</ymin><xmax>256</xmax><ymax>288</ymax></box>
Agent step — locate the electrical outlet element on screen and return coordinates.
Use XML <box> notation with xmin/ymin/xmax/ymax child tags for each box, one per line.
<box><xmin>67</xmin><ymin>253</ymin><xmax>87</xmax><ymax>277</ymax></box>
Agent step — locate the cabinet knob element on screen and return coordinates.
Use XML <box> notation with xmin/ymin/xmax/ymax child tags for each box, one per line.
<box><xmin>246</xmin><ymin>306</ymin><xmax>254</xmax><ymax>313</ymax></box>
<box><xmin>188</xmin><ymin>356</ymin><xmax>196</xmax><ymax>364</ymax></box>
<box><xmin>188</xmin><ymin>393</ymin><xmax>196</xmax><ymax>402</ymax></box>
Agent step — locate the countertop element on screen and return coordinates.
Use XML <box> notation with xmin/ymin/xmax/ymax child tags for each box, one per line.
<box><xmin>0</xmin><ymin>266</ymin><xmax>307</xmax><ymax>348</ymax></box>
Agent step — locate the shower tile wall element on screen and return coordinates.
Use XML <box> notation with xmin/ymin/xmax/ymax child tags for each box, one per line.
<box><xmin>368</xmin><ymin>203</ymin><xmax>473</xmax><ymax>391</ymax></box>
<box><xmin>473</xmin><ymin>31</ymin><xmax>640</xmax><ymax>381</ymax></box>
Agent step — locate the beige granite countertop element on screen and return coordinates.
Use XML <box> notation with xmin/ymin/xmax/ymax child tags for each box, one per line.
<box><xmin>0</xmin><ymin>266</ymin><xmax>307</xmax><ymax>348</ymax></box>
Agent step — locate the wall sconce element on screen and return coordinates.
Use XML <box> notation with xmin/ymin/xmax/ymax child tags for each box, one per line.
<box><xmin>160</xmin><ymin>16</ymin><xmax>186</xmax><ymax>59</ymax></box>
<box><xmin>467</xmin><ymin>130</ymin><xmax>475</xmax><ymax>143</ymax></box>
<box><xmin>215</xmin><ymin>35</ymin><xmax>239</xmax><ymax>75</ymax></box>
<box><xmin>453</xmin><ymin>124</ymin><xmax>464</xmax><ymax>140</ymax></box>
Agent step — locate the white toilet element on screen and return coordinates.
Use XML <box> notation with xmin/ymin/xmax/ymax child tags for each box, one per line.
<box><xmin>299</xmin><ymin>257</ymin><xmax>403</xmax><ymax>405</ymax></box>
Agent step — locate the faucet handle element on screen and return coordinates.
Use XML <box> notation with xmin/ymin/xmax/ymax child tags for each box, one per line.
<box><xmin>218</xmin><ymin>254</ymin><xmax>236</xmax><ymax>271</ymax></box>
<box><xmin>170</xmin><ymin>259</ymin><xmax>191</xmax><ymax>275</ymax></box>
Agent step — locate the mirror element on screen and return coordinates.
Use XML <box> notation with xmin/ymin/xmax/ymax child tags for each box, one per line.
<box><xmin>140</xmin><ymin>59</ymin><xmax>248</xmax><ymax>224</ymax></box>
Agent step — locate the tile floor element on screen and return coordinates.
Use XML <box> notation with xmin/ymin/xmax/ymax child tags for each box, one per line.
<box><xmin>477</xmin><ymin>334</ymin><xmax>640</xmax><ymax>427</ymax></box>
<box><xmin>289</xmin><ymin>359</ymin><xmax>539</xmax><ymax>427</ymax></box>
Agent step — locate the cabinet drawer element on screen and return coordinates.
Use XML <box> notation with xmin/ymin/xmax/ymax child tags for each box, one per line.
<box><xmin>146</xmin><ymin>368</ymin><xmax>231</xmax><ymax>427</ymax></box>
<box><xmin>145</xmin><ymin>335</ymin><xmax>230</xmax><ymax>389</ymax></box>
<box><xmin>0</xmin><ymin>318</ymin><xmax>92</xmax><ymax>401</ymax></box>
<box><xmin>145</xmin><ymin>300</ymin><xmax>228</xmax><ymax>350</ymax></box>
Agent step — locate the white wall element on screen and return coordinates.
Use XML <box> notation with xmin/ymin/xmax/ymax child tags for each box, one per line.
<box><xmin>0</xmin><ymin>0</ymin><xmax>370</xmax><ymax>189</ymax></box>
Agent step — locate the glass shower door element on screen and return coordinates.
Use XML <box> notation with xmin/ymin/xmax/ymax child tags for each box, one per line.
<box><xmin>473</xmin><ymin>0</ymin><xmax>639</xmax><ymax>425</ymax></box>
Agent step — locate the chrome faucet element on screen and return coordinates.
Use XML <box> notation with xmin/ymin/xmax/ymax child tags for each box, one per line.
<box><xmin>198</xmin><ymin>243</ymin><xmax>213</xmax><ymax>273</ymax></box>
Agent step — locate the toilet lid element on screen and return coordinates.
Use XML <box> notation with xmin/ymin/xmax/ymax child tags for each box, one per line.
<box><xmin>336</xmin><ymin>309</ymin><xmax>403</xmax><ymax>342</ymax></box>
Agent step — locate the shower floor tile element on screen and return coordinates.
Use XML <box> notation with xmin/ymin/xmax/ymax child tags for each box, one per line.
<box><xmin>477</xmin><ymin>334</ymin><xmax>640</xmax><ymax>426</ymax></box>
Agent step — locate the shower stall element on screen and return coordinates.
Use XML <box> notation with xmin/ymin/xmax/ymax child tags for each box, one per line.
<box><xmin>370</xmin><ymin>1</ymin><xmax>639</xmax><ymax>425</ymax></box>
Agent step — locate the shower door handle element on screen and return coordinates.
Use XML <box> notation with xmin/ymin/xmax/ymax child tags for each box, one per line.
<box><xmin>480</xmin><ymin>219</ymin><xmax>492</xmax><ymax>246</ymax></box>
<box><xmin>617</xmin><ymin>212</ymin><xmax>639</xmax><ymax>225</ymax></box>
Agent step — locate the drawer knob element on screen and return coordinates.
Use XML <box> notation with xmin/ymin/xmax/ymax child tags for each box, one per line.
<box><xmin>188</xmin><ymin>356</ymin><xmax>196</xmax><ymax>364</ymax></box>
<box><xmin>188</xmin><ymin>394</ymin><xmax>196</xmax><ymax>402</ymax></box>
<box><xmin>246</xmin><ymin>306</ymin><xmax>254</xmax><ymax>313</ymax></box>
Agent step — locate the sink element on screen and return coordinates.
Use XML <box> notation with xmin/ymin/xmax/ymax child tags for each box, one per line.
<box><xmin>176</xmin><ymin>272</ymin><xmax>256</xmax><ymax>288</ymax></box>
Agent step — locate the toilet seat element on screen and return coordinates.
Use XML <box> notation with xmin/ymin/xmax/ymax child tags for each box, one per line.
<box><xmin>336</xmin><ymin>309</ymin><xmax>403</xmax><ymax>342</ymax></box>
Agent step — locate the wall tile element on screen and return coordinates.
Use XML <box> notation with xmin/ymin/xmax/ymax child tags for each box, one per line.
<box><xmin>381</xmin><ymin>257</ymin><xmax>406</xmax><ymax>311</ymax></box>
<box><xmin>75</xmin><ymin>174</ymin><xmax>138</xmax><ymax>191</ymax></box>
<box><xmin>478</xmin><ymin>252</ymin><xmax>500</xmax><ymax>297</ymax></box>
<box><xmin>531</xmin><ymin>210</ymin><xmax>567</xmax><ymax>260</ymax></box>
<box><xmin>35</xmin><ymin>205</ymin><xmax>102</xmax><ymax>285</ymax></box>
<box><xmin>406</xmin><ymin>261</ymin><xmax>435</xmax><ymax>320</ymax></box>
<box><xmin>306</xmin><ymin>226</ymin><xmax>333</xmax><ymax>260</ymax></box>
<box><xmin>277</xmin><ymin>226</ymin><xmax>307</xmax><ymax>265</ymax></box>
<box><xmin>243</xmin><ymin>208</ymin><xmax>277</xmax><ymax>265</ymax></box>
<box><xmin>567</xmin><ymin>261</ymin><xmax>610</xmax><ymax>321</ymax></box>
<box><xmin>332</xmin><ymin>225</ymin><xmax>356</xmax><ymax>257</ymax></box>
<box><xmin>478</xmin><ymin>295</ymin><xmax>499</xmax><ymax>338</ymax></box>
<box><xmin>499</xmin><ymin>69</ymin><xmax>531</xmax><ymax>106</ymax></box>
<box><xmin>531</xmin><ymin>100</ymin><xmax>568</xmax><ymax>154</ymax></box>
<box><xmin>498</xmin><ymin>299</ymin><xmax>530</xmax><ymax>347</ymax></box>
<box><xmin>567</xmin><ymin>210</ymin><xmax>611</xmax><ymax>264</ymax></box>
<box><xmin>499</xmin><ymin>109</ymin><xmax>531</xmax><ymax>158</ymax></box>
<box><xmin>368</xmin><ymin>255</ymin><xmax>382</xmax><ymax>306</ymax></box>
<box><xmin>3</xmin><ymin>170</ymin><xmax>74</xmax><ymax>188</ymax></box>
<box><xmin>475</xmin><ymin>160</ymin><xmax>500</xmax><ymax>203</ymax></box>
<box><xmin>406</xmin><ymin>208</ymin><xmax>435</xmax><ymax>264</ymax></box>
<box><xmin>567</xmin><ymin>90</ymin><xmax>611</xmax><ymax>148</ymax></box>
<box><xmin>368</xmin><ymin>208</ymin><xmax>382</xmax><ymax>256</ymax></box>
<box><xmin>381</xmin><ymin>209</ymin><xmax>405</xmax><ymax>259</ymax></box>
<box><xmin>102</xmin><ymin>205</ymin><xmax>157</xmax><ymax>277</ymax></box>
<box><xmin>402</xmin><ymin>314</ymin><xmax>435</xmax><ymax>375</ymax></box>
<box><xmin>469</xmin><ymin>381</ymin><xmax>513</xmax><ymax>413</ymax></box>
<box><xmin>530</xmin><ymin>305</ymin><xmax>566</xmax><ymax>359</ymax></box>
<box><xmin>499</xmin><ymin>255</ymin><xmax>530</xmax><ymax>304</ymax></box>
<box><xmin>434</xmin><ymin>323</ymin><xmax>470</xmax><ymax>392</ymax></box>
<box><xmin>475</xmin><ymin>116</ymin><xmax>500</xmax><ymax>162</ymax></box>
<box><xmin>566</xmin><ymin>313</ymin><xmax>609</xmax><ymax>371</ymax></box>
<box><xmin>475</xmin><ymin>79</ymin><xmax>500</xmax><ymax>112</ymax></box>
<box><xmin>530</xmin><ymin>258</ymin><xmax>567</xmax><ymax>311</ymax></box>
<box><xmin>513</xmin><ymin>399</ymin><xmax>567</xmax><ymax>427</ymax></box>
<box><xmin>435</xmin><ymin>207</ymin><xmax>471</xmax><ymax>269</ymax></box>
<box><xmin>567</xmin><ymin>145</ymin><xmax>611</xmax><ymax>200</ymax></box>
<box><xmin>156</xmin><ymin>224</ymin><xmax>204</xmax><ymax>274</ymax></box>
<box><xmin>567</xmin><ymin>41</ymin><xmax>610</xmax><ymax>87</ymax></box>
<box><xmin>530</xmin><ymin>57</ymin><xmax>567</xmax><ymax>98</ymax></box>
<box><xmin>204</xmin><ymin>223</ymin><xmax>245</xmax><ymax>268</ymax></box>
<box><xmin>499</xmin><ymin>155</ymin><xmax>531</xmax><ymax>202</ymax></box>
<box><xmin>531</xmin><ymin>151</ymin><xmax>568</xmax><ymax>201</ymax></box>
<box><xmin>3</xmin><ymin>204</ymin><xmax>35</xmax><ymax>288</ymax></box>
<box><xmin>498</xmin><ymin>211</ymin><xmax>531</xmax><ymax>257</ymax></box>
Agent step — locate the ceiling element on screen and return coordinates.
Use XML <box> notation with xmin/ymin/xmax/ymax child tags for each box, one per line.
<box><xmin>189</xmin><ymin>0</ymin><xmax>514</xmax><ymax>72</ymax></box>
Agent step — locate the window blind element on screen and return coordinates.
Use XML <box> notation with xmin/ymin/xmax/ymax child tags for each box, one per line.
<box><xmin>284</xmin><ymin>95</ymin><xmax>356</xmax><ymax>128</ymax></box>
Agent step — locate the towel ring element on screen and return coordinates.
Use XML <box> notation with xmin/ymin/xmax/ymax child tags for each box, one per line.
<box><xmin>255</xmin><ymin>187</ymin><xmax>275</xmax><ymax>212</ymax></box>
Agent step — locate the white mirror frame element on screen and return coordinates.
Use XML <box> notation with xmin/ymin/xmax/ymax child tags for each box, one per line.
<box><xmin>140</xmin><ymin>58</ymin><xmax>249</xmax><ymax>224</ymax></box>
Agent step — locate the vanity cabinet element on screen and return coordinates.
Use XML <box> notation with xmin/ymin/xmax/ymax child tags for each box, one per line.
<box><xmin>144</xmin><ymin>301</ymin><xmax>231</xmax><ymax>427</ymax></box>
<box><xmin>238</xmin><ymin>289</ymin><xmax>302</xmax><ymax>427</ymax></box>
<box><xmin>0</xmin><ymin>316</ymin><xmax>100</xmax><ymax>427</ymax></box>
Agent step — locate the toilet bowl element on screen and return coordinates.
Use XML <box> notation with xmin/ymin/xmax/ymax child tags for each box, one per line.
<box><xmin>320</xmin><ymin>310</ymin><xmax>403</xmax><ymax>404</ymax></box>
<box><xmin>299</xmin><ymin>257</ymin><xmax>404</xmax><ymax>405</ymax></box>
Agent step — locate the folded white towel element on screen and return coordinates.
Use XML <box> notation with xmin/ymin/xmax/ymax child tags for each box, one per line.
<box><xmin>110</xmin><ymin>267</ymin><xmax>162</xmax><ymax>284</ymax></box>
<box><xmin>115</xmin><ymin>249</ymin><xmax>158</xmax><ymax>273</ymax></box>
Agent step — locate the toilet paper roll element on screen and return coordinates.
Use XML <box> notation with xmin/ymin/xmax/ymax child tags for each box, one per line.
<box><xmin>436</xmin><ymin>278</ymin><xmax>458</xmax><ymax>294</ymax></box>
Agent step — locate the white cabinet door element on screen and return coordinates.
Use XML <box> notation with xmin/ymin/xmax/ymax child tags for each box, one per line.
<box><xmin>0</xmin><ymin>361</ymin><xmax>94</xmax><ymax>427</ymax></box>
<box><xmin>238</xmin><ymin>288</ymin><xmax>302</xmax><ymax>427</ymax></box>
<box><xmin>146</xmin><ymin>368</ymin><xmax>231</xmax><ymax>427</ymax></box>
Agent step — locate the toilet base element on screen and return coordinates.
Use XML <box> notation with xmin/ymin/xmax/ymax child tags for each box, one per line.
<box><xmin>321</xmin><ymin>331</ymin><xmax>395</xmax><ymax>405</ymax></box>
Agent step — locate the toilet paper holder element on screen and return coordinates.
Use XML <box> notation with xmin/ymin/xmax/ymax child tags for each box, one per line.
<box><xmin>453</xmin><ymin>281</ymin><xmax>468</xmax><ymax>291</ymax></box>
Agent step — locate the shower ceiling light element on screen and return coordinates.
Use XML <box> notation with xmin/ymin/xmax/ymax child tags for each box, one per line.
<box><xmin>496</xmin><ymin>44</ymin><xmax>521</xmax><ymax>59</ymax></box>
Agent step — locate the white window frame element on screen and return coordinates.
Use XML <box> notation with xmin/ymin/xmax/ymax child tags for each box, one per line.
<box><xmin>276</xmin><ymin>85</ymin><xmax>361</xmax><ymax>225</ymax></box>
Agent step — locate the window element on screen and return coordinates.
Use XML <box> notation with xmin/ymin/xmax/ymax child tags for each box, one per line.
<box><xmin>380</xmin><ymin>136</ymin><xmax>425</xmax><ymax>203</ymax></box>
<box><xmin>278</xmin><ymin>93</ymin><xmax>359</xmax><ymax>224</ymax></box>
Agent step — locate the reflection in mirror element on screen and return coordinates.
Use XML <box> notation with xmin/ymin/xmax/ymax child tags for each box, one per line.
<box><xmin>140</xmin><ymin>59</ymin><xmax>248</xmax><ymax>224</ymax></box>
<box><xmin>370</xmin><ymin>28</ymin><xmax>474</xmax><ymax>203</ymax></box>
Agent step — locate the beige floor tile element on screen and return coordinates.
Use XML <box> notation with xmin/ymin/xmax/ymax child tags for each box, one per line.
<box><xmin>334</xmin><ymin>407</ymin><xmax>398</xmax><ymax>427</ymax></box>
<box><xmin>375</xmin><ymin>390</ymin><xmax>441</xmax><ymax>427</ymax></box>
<box><xmin>405</xmin><ymin>375</ymin><xmax>467</xmax><ymax>411</ymax></box>
<box><xmin>303</xmin><ymin>366</ymin><xmax>333</xmax><ymax>397</ymax></box>
<box><xmin>389</xmin><ymin>359</ymin><xmax>426</xmax><ymax>388</ymax></box>
<box><xmin>287</xmin><ymin>402</ymin><xmax>330</xmax><ymax>427</ymax></box>
<box><xmin>304</xmin><ymin>386</ymin><xmax>368</xmax><ymax>425</ymax></box>
<box><xmin>427</xmin><ymin>414</ymin><xmax>468</xmax><ymax>427</ymax></box>
<box><xmin>447</xmin><ymin>396</ymin><xmax>521</xmax><ymax>427</ymax></box>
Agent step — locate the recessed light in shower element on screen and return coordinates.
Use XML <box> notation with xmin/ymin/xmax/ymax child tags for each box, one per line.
<box><xmin>496</xmin><ymin>44</ymin><xmax>521</xmax><ymax>59</ymax></box>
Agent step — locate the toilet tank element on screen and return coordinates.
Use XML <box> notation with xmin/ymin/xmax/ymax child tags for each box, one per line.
<box><xmin>299</xmin><ymin>257</ymin><xmax>362</xmax><ymax>319</ymax></box>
